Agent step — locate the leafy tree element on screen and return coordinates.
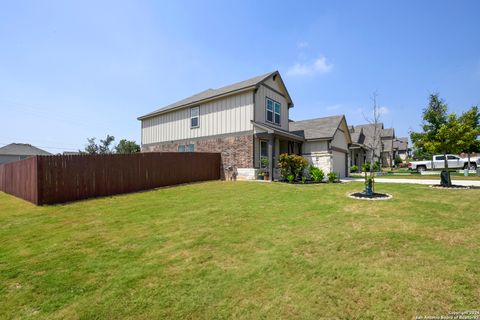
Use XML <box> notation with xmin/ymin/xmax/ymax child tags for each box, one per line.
<box><xmin>458</xmin><ymin>106</ymin><xmax>480</xmax><ymax>168</ymax></box>
<box><xmin>410</xmin><ymin>94</ymin><xmax>479</xmax><ymax>186</ymax></box>
<box><xmin>84</xmin><ymin>138</ymin><xmax>99</xmax><ymax>155</ymax></box>
<box><xmin>82</xmin><ymin>135</ymin><xmax>115</xmax><ymax>155</ymax></box>
<box><xmin>115</xmin><ymin>139</ymin><xmax>140</xmax><ymax>154</ymax></box>
<box><xmin>411</xmin><ymin>147</ymin><xmax>432</xmax><ymax>160</ymax></box>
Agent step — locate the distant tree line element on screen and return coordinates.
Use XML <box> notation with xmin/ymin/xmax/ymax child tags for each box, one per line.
<box><xmin>80</xmin><ymin>135</ymin><xmax>140</xmax><ymax>155</ymax></box>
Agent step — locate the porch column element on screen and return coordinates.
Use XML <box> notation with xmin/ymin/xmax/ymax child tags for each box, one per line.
<box><xmin>268</xmin><ymin>136</ymin><xmax>274</xmax><ymax>181</ymax></box>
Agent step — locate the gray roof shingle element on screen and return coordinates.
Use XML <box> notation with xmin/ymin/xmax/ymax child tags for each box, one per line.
<box><xmin>381</xmin><ymin>128</ymin><xmax>394</xmax><ymax>137</ymax></box>
<box><xmin>139</xmin><ymin>71</ymin><xmax>282</xmax><ymax>120</ymax></box>
<box><xmin>0</xmin><ymin>143</ymin><xmax>51</xmax><ymax>156</ymax></box>
<box><xmin>289</xmin><ymin>115</ymin><xmax>344</xmax><ymax>140</ymax></box>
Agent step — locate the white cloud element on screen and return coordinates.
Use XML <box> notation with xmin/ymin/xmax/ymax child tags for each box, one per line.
<box><xmin>297</xmin><ymin>41</ymin><xmax>309</xmax><ymax>49</ymax></box>
<box><xmin>287</xmin><ymin>56</ymin><xmax>333</xmax><ymax>76</ymax></box>
<box><xmin>378</xmin><ymin>106</ymin><xmax>389</xmax><ymax>115</ymax></box>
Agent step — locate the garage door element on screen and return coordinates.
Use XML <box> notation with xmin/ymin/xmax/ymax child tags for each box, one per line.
<box><xmin>332</xmin><ymin>151</ymin><xmax>347</xmax><ymax>178</ymax></box>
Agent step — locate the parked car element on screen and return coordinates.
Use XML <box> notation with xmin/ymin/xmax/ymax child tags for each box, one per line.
<box><xmin>408</xmin><ymin>154</ymin><xmax>480</xmax><ymax>172</ymax></box>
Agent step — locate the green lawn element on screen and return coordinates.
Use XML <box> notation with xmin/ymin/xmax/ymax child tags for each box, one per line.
<box><xmin>1</xmin><ymin>181</ymin><xmax>479</xmax><ymax>319</ymax></box>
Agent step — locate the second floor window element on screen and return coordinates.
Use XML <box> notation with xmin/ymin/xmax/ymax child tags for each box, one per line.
<box><xmin>190</xmin><ymin>106</ymin><xmax>199</xmax><ymax>128</ymax></box>
<box><xmin>266</xmin><ymin>98</ymin><xmax>281</xmax><ymax>125</ymax></box>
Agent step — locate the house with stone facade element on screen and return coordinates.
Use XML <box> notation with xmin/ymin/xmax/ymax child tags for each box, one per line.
<box><xmin>289</xmin><ymin>116</ymin><xmax>351</xmax><ymax>178</ymax></box>
<box><xmin>138</xmin><ymin>71</ymin><xmax>352</xmax><ymax>180</ymax></box>
<box><xmin>393</xmin><ymin>137</ymin><xmax>409</xmax><ymax>161</ymax></box>
<box><xmin>348</xmin><ymin>123</ymin><xmax>397</xmax><ymax>170</ymax></box>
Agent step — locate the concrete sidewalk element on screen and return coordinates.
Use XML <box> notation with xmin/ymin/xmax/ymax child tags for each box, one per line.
<box><xmin>342</xmin><ymin>177</ymin><xmax>480</xmax><ymax>187</ymax></box>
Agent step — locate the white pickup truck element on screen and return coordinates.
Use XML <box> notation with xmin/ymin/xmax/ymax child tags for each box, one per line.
<box><xmin>408</xmin><ymin>154</ymin><xmax>479</xmax><ymax>172</ymax></box>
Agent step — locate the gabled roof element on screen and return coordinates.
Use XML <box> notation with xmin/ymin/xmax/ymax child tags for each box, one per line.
<box><xmin>138</xmin><ymin>71</ymin><xmax>292</xmax><ymax>120</ymax></box>
<box><xmin>381</xmin><ymin>128</ymin><xmax>395</xmax><ymax>138</ymax></box>
<box><xmin>393</xmin><ymin>137</ymin><xmax>408</xmax><ymax>151</ymax></box>
<box><xmin>353</xmin><ymin>123</ymin><xmax>384</xmax><ymax>149</ymax></box>
<box><xmin>252</xmin><ymin>121</ymin><xmax>304</xmax><ymax>142</ymax></box>
<box><xmin>351</xmin><ymin>128</ymin><xmax>365</xmax><ymax>145</ymax></box>
<box><xmin>0</xmin><ymin>143</ymin><xmax>51</xmax><ymax>156</ymax></box>
<box><xmin>289</xmin><ymin>115</ymin><xmax>351</xmax><ymax>142</ymax></box>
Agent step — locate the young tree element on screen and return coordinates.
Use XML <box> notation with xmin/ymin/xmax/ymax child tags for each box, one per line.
<box><xmin>411</xmin><ymin>94</ymin><xmax>479</xmax><ymax>186</ymax></box>
<box><xmin>84</xmin><ymin>137</ymin><xmax>99</xmax><ymax>155</ymax></box>
<box><xmin>81</xmin><ymin>135</ymin><xmax>115</xmax><ymax>155</ymax></box>
<box><xmin>362</xmin><ymin>92</ymin><xmax>384</xmax><ymax>193</ymax></box>
<box><xmin>115</xmin><ymin>139</ymin><xmax>140</xmax><ymax>154</ymax></box>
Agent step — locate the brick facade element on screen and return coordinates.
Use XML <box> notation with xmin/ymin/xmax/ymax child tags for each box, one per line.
<box><xmin>142</xmin><ymin>134</ymin><xmax>254</xmax><ymax>179</ymax></box>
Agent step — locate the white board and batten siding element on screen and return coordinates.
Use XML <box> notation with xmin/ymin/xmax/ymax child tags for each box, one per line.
<box><xmin>142</xmin><ymin>91</ymin><xmax>254</xmax><ymax>144</ymax></box>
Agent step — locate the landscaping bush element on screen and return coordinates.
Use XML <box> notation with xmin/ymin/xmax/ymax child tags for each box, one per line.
<box><xmin>327</xmin><ymin>172</ymin><xmax>338</xmax><ymax>183</ymax></box>
<box><xmin>309</xmin><ymin>165</ymin><xmax>325</xmax><ymax>182</ymax></box>
<box><xmin>287</xmin><ymin>174</ymin><xmax>295</xmax><ymax>183</ymax></box>
<box><xmin>373</xmin><ymin>161</ymin><xmax>381</xmax><ymax>172</ymax></box>
<box><xmin>278</xmin><ymin>153</ymin><xmax>309</xmax><ymax>181</ymax></box>
<box><xmin>362</xmin><ymin>162</ymin><xmax>371</xmax><ymax>172</ymax></box>
<box><xmin>394</xmin><ymin>155</ymin><xmax>403</xmax><ymax>166</ymax></box>
<box><xmin>350</xmin><ymin>165</ymin><xmax>358</xmax><ymax>173</ymax></box>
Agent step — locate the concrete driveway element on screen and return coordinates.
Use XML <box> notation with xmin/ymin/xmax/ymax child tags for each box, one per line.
<box><xmin>343</xmin><ymin>177</ymin><xmax>480</xmax><ymax>187</ymax></box>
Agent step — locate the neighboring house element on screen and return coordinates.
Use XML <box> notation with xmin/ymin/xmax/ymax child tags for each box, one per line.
<box><xmin>380</xmin><ymin>128</ymin><xmax>395</xmax><ymax>167</ymax></box>
<box><xmin>349</xmin><ymin>123</ymin><xmax>396</xmax><ymax>168</ymax></box>
<box><xmin>0</xmin><ymin>143</ymin><xmax>52</xmax><ymax>165</ymax></box>
<box><xmin>349</xmin><ymin>126</ymin><xmax>367</xmax><ymax>170</ymax></box>
<box><xmin>289</xmin><ymin>116</ymin><xmax>352</xmax><ymax>178</ymax></box>
<box><xmin>138</xmin><ymin>71</ymin><xmax>351</xmax><ymax>179</ymax></box>
<box><xmin>393</xmin><ymin>137</ymin><xmax>409</xmax><ymax>162</ymax></box>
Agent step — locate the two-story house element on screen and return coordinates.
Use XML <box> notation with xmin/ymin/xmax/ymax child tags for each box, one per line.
<box><xmin>138</xmin><ymin>71</ymin><xmax>351</xmax><ymax>180</ymax></box>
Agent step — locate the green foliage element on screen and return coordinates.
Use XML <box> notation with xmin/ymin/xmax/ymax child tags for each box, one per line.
<box><xmin>394</xmin><ymin>155</ymin><xmax>402</xmax><ymax>166</ymax></box>
<box><xmin>373</xmin><ymin>161</ymin><xmax>381</xmax><ymax>172</ymax></box>
<box><xmin>410</xmin><ymin>94</ymin><xmax>480</xmax><ymax>185</ymax></box>
<box><xmin>327</xmin><ymin>172</ymin><xmax>337</xmax><ymax>183</ymax></box>
<box><xmin>309</xmin><ymin>166</ymin><xmax>325</xmax><ymax>182</ymax></box>
<box><xmin>411</xmin><ymin>147</ymin><xmax>432</xmax><ymax>160</ymax></box>
<box><xmin>278</xmin><ymin>153</ymin><xmax>309</xmax><ymax>181</ymax></box>
<box><xmin>361</xmin><ymin>162</ymin><xmax>371</xmax><ymax>172</ymax></box>
<box><xmin>301</xmin><ymin>176</ymin><xmax>307</xmax><ymax>184</ymax></box>
<box><xmin>83</xmin><ymin>135</ymin><xmax>115</xmax><ymax>155</ymax></box>
<box><xmin>260</xmin><ymin>157</ymin><xmax>269</xmax><ymax>169</ymax></box>
<box><xmin>115</xmin><ymin>139</ymin><xmax>140</xmax><ymax>154</ymax></box>
<box><xmin>287</xmin><ymin>174</ymin><xmax>295</xmax><ymax>183</ymax></box>
<box><xmin>350</xmin><ymin>165</ymin><xmax>358</xmax><ymax>173</ymax></box>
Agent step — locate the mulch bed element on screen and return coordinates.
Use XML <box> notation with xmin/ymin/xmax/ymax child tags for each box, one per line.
<box><xmin>348</xmin><ymin>192</ymin><xmax>393</xmax><ymax>201</ymax></box>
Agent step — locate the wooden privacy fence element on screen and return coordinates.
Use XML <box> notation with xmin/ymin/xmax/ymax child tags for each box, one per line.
<box><xmin>0</xmin><ymin>152</ymin><xmax>221</xmax><ymax>205</ymax></box>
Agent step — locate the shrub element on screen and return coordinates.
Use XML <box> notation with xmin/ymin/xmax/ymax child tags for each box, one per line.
<box><xmin>278</xmin><ymin>153</ymin><xmax>309</xmax><ymax>181</ymax></box>
<box><xmin>260</xmin><ymin>157</ymin><xmax>269</xmax><ymax>169</ymax></box>
<box><xmin>394</xmin><ymin>155</ymin><xmax>402</xmax><ymax>166</ymax></box>
<box><xmin>301</xmin><ymin>176</ymin><xmax>307</xmax><ymax>184</ymax></box>
<box><xmin>373</xmin><ymin>161</ymin><xmax>381</xmax><ymax>172</ymax></box>
<box><xmin>350</xmin><ymin>165</ymin><xmax>358</xmax><ymax>173</ymax></box>
<box><xmin>287</xmin><ymin>174</ymin><xmax>295</xmax><ymax>183</ymax></box>
<box><xmin>309</xmin><ymin>166</ymin><xmax>325</xmax><ymax>182</ymax></box>
<box><xmin>327</xmin><ymin>172</ymin><xmax>337</xmax><ymax>183</ymax></box>
<box><xmin>362</xmin><ymin>162</ymin><xmax>371</xmax><ymax>172</ymax></box>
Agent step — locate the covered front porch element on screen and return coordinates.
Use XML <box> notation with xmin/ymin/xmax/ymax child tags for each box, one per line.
<box><xmin>252</xmin><ymin>122</ymin><xmax>304</xmax><ymax>180</ymax></box>
<box><xmin>350</xmin><ymin>144</ymin><xmax>367</xmax><ymax>172</ymax></box>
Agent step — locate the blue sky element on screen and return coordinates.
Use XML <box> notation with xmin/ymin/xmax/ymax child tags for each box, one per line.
<box><xmin>1</xmin><ymin>0</ymin><xmax>479</xmax><ymax>153</ymax></box>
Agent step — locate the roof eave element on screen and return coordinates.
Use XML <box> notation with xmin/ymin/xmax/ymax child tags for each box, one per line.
<box><xmin>138</xmin><ymin>86</ymin><xmax>257</xmax><ymax>120</ymax></box>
